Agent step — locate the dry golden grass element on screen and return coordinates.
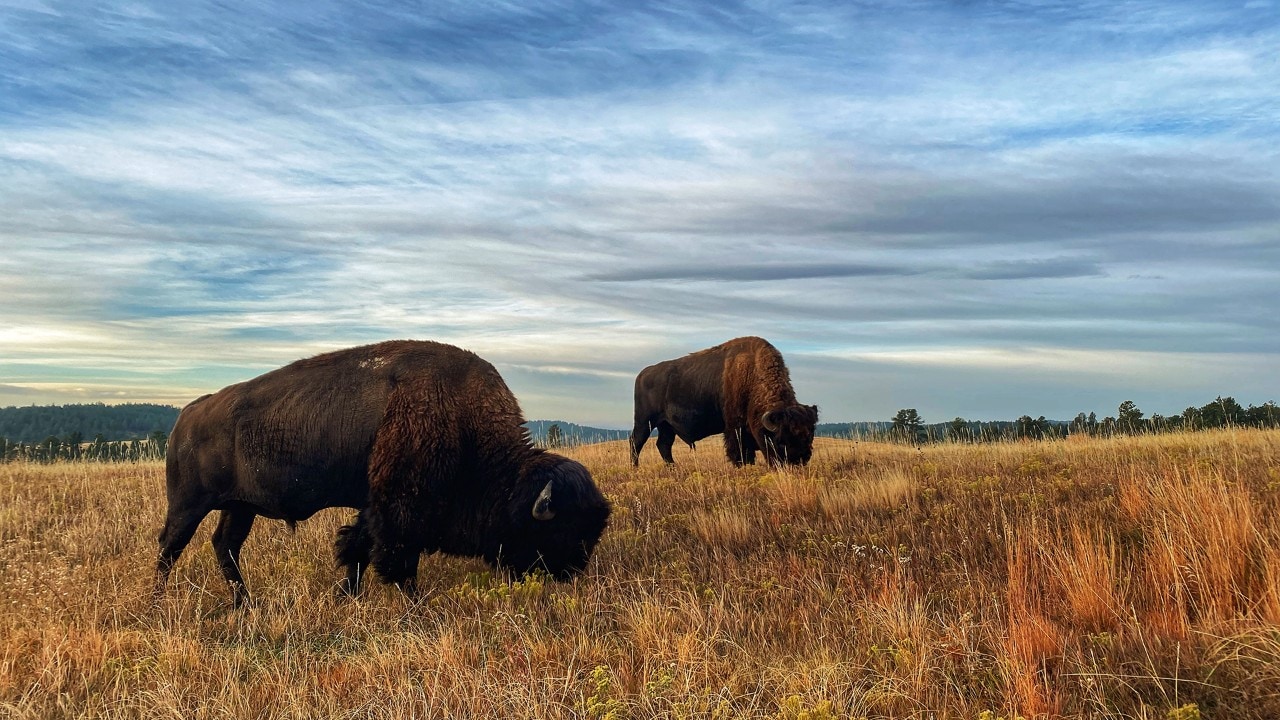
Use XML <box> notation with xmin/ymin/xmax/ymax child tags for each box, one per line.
<box><xmin>2</xmin><ymin>430</ymin><xmax>1280</xmax><ymax>718</ymax></box>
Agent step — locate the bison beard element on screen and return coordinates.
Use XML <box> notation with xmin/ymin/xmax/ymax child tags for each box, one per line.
<box><xmin>630</xmin><ymin>336</ymin><xmax>818</xmax><ymax>467</ymax></box>
<box><xmin>154</xmin><ymin>340</ymin><xmax>611</xmax><ymax>606</ymax></box>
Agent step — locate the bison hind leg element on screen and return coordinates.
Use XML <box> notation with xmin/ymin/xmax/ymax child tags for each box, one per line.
<box><xmin>211</xmin><ymin>509</ymin><xmax>257</xmax><ymax>608</ymax></box>
<box><xmin>334</xmin><ymin>513</ymin><xmax>373</xmax><ymax>597</ymax></box>
<box><xmin>154</xmin><ymin>502</ymin><xmax>212</xmax><ymax>603</ymax></box>
<box><xmin>628</xmin><ymin>422</ymin><xmax>651</xmax><ymax>467</ymax></box>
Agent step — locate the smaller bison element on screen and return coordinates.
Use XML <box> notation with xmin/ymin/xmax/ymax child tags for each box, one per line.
<box><xmin>630</xmin><ymin>336</ymin><xmax>818</xmax><ymax>467</ymax></box>
<box><xmin>156</xmin><ymin>340</ymin><xmax>611</xmax><ymax>606</ymax></box>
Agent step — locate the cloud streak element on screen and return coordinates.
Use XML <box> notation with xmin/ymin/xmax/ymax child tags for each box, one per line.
<box><xmin>587</xmin><ymin>263</ymin><xmax>921</xmax><ymax>282</ymax></box>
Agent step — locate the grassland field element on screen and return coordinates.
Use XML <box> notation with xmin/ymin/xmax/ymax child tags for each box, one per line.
<box><xmin>2</xmin><ymin>430</ymin><xmax>1279</xmax><ymax>719</ymax></box>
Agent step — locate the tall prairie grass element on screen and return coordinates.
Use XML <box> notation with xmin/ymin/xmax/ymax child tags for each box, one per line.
<box><xmin>2</xmin><ymin>430</ymin><xmax>1278</xmax><ymax>718</ymax></box>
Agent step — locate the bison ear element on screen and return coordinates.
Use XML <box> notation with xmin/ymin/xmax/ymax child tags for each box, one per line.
<box><xmin>807</xmin><ymin>404</ymin><xmax>819</xmax><ymax>421</ymax></box>
<box><xmin>532</xmin><ymin>479</ymin><xmax>555</xmax><ymax>521</ymax></box>
<box><xmin>761</xmin><ymin>410</ymin><xmax>781</xmax><ymax>433</ymax></box>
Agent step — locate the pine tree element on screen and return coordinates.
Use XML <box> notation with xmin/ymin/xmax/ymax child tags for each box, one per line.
<box><xmin>891</xmin><ymin>409</ymin><xmax>924</xmax><ymax>444</ymax></box>
<box><xmin>1118</xmin><ymin>401</ymin><xmax>1144</xmax><ymax>434</ymax></box>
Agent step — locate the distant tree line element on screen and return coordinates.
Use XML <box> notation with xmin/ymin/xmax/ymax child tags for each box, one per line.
<box><xmin>525</xmin><ymin>420</ymin><xmax>629</xmax><ymax>447</ymax></box>
<box><xmin>822</xmin><ymin>396</ymin><xmax>1280</xmax><ymax>444</ymax></box>
<box><xmin>1</xmin><ymin>431</ymin><xmax>168</xmax><ymax>463</ymax></box>
<box><xmin>0</xmin><ymin>403</ymin><xmax>179</xmax><ymax>443</ymax></box>
<box><xmin>1057</xmin><ymin>396</ymin><xmax>1278</xmax><ymax>439</ymax></box>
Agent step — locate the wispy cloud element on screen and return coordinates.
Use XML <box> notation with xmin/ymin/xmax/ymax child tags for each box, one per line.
<box><xmin>1</xmin><ymin>1</ymin><xmax>1278</xmax><ymax>424</ymax></box>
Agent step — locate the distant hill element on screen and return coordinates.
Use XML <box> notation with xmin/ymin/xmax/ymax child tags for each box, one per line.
<box><xmin>524</xmin><ymin>420</ymin><xmax>630</xmax><ymax>446</ymax></box>
<box><xmin>0</xmin><ymin>403</ymin><xmax>180</xmax><ymax>443</ymax></box>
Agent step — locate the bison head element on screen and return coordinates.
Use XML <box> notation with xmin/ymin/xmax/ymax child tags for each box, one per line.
<box><xmin>489</xmin><ymin>454</ymin><xmax>611</xmax><ymax>580</ymax></box>
<box><xmin>759</xmin><ymin>404</ymin><xmax>819</xmax><ymax>465</ymax></box>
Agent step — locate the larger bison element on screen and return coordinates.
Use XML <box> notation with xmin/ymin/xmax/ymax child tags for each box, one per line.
<box><xmin>156</xmin><ymin>340</ymin><xmax>611</xmax><ymax>606</ymax></box>
<box><xmin>630</xmin><ymin>336</ymin><xmax>818</xmax><ymax>467</ymax></box>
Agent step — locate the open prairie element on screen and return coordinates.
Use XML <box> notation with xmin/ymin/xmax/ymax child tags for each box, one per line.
<box><xmin>2</xmin><ymin>430</ymin><xmax>1279</xmax><ymax>719</ymax></box>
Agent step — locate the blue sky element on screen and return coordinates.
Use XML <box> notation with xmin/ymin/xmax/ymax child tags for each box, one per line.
<box><xmin>1</xmin><ymin>0</ymin><xmax>1277</xmax><ymax>427</ymax></box>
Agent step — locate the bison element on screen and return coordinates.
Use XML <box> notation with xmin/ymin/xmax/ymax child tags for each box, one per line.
<box><xmin>630</xmin><ymin>336</ymin><xmax>818</xmax><ymax>467</ymax></box>
<box><xmin>156</xmin><ymin>340</ymin><xmax>611</xmax><ymax>606</ymax></box>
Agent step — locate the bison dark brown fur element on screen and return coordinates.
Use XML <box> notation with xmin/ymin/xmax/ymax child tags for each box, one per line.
<box><xmin>156</xmin><ymin>340</ymin><xmax>611</xmax><ymax>606</ymax></box>
<box><xmin>630</xmin><ymin>336</ymin><xmax>818</xmax><ymax>467</ymax></box>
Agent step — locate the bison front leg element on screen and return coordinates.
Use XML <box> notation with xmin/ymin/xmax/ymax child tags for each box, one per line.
<box><xmin>211</xmin><ymin>509</ymin><xmax>257</xmax><ymax>608</ymax></box>
<box><xmin>655</xmin><ymin>423</ymin><xmax>677</xmax><ymax>465</ymax></box>
<box><xmin>368</xmin><ymin>532</ymin><xmax>421</xmax><ymax>596</ymax></box>
<box><xmin>364</xmin><ymin>494</ymin><xmax>424</xmax><ymax>595</ymax></box>
<box><xmin>724</xmin><ymin>428</ymin><xmax>757</xmax><ymax>466</ymax></box>
<box><xmin>366</xmin><ymin>393</ymin><xmax>451</xmax><ymax>597</ymax></box>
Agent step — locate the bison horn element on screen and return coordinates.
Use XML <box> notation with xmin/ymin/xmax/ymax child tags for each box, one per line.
<box><xmin>532</xmin><ymin>479</ymin><xmax>555</xmax><ymax>521</ymax></box>
<box><xmin>761</xmin><ymin>411</ymin><xmax>780</xmax><ymax>433</ymax></box>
